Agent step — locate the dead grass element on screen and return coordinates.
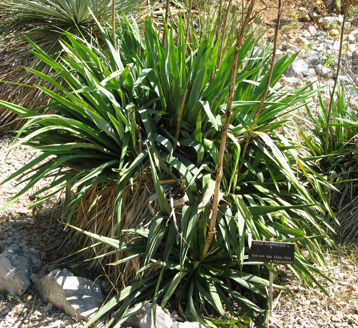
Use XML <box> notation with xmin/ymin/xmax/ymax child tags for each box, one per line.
<box><xmin>62</xmin><ymin>170</ymin><xmax>164</xmax><ymax>288</ymax></box>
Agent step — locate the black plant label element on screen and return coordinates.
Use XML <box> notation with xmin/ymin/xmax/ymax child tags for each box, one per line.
<box><xmin>248</xmin><ymin>241</ymin><xmax>295</xmax><ymax>264</ymax></box>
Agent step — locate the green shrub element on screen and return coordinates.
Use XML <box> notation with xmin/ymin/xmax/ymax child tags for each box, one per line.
<box><xmin>0</xmin><ymin>0</ymin><xmax>150</xmax><ymax>133</ymax></box>
<box><xmin>1</xmin><ymin>14</ymin><xmax>334</xmax><ymax>327</ymax></box>
<box><xmin>299</xmin><ymin>83</ymin><xmax>358</xmax><ymax>210</ymax></box>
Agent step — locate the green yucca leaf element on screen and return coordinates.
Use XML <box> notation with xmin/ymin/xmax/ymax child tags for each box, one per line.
<box><xmin>84</xmin><ymin>279</ymin><xmax>155</xmax><ymax>328</ymax></box>
<box><xmin>147</xmin><ymin>148</ymin><xmax>171</xmax><ymax>216</ymax></box>
<box><xmin>66</xmin><ymin>223</ymin><xmax>126</xmax><ymax>249</ymax></box>
<box><xmin>0</xmin><ymin>100</ymin><xmax>39</xmax><ymax>118</ymax></box>
<box><xmin>161</xmin><ymin>271</ymin><xmax>188</xmax><ymax>308</ymax></box>
<box><xmin>249</xmin><ymin>204</ymin><xmax>317</xmax><ymax>217</ymax></box>
<box><xmin>142</xmin><ymin>215</ymin><xmax>167</xmax><ymax>270</ymax></box>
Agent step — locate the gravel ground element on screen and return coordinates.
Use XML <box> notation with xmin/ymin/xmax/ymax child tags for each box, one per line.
<box><xmin>0</xmin><ymin>136</ymin><xmax>87</xmax><ymax>328</ymax></box>
<box><xmin>271</xmin><ymin>252</ymin><xmax>358</xmax><ymax>327</ymax></box>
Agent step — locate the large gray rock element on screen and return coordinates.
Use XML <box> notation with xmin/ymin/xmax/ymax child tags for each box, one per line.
<box><xmin>33</xmin><ymin>268</ymin><xmax>103</xmax><ymax>320</ymax></box>
<box><xmin>139</xmin><ymin>304</ymin><xmax>173</xmax><ymax>328</ymax></box>
<box><xmin>123</xmin><ymin>303</ymin><xmax>173</xmax><ymax>328</ymax></box>
<box><xmin>285</xmin><ymin>58</ymin><xmax>310</xmax><ymax>78</ymax></box>
<box><xmin>122</xmin><ymin>303</ymin><xmax>204</xmax><ymax>328</ymax></box>
<box><xmin>0</xmin><ymin>244</ymin><xmax>41</xmax><ymax>296</ymax></box>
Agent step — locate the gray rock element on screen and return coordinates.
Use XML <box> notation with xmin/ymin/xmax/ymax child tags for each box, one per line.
<box><xmin>346</xmin><ymin>34</ymin><xmax>356</xmax><ymax>43</ymax></box>
<box><xmin>346</xmin><ymin>85</ymin><xmax>358</xmax><ymax>100</ymax></box>
<box><xmin>315</xmin><ymin>64</ymin><xmax>335</xmax><ymax>79</ymax></box>
<box><xmin>351</xmin><ymin>31</ymin><xmax>358</xmax><ymax>42</ymax></box>
<box><xmin>338</xmin><ymin>75</ymin><xmax>352</xmax><ymax>84</ymax></box>
<box><xmin>306</xmin><ymin>68</ymin><xmax>316</xmax><ymax>78</ymax></box>
<box><xmin>285</xmin><ymin>58</ymin><xmax>309</xmax><ymax>78</ymax></box>
<box><xmin>43</xmin><ymin>302</ymin><xmax>53</xmax><ymax>313</ymax></box>
<box><xmin>352</xmin><ymin>51</ymin><xmax>358</xmax><ymax>67</ymax></box>
<box><xmin>308</xmin><ymin>25</ymin><xmax>318</xmax><ymax>36</ymax></box>
<box><xmin>304</xmin><ymin>52</ymin><xmax>322</xmax><ymax>66</ymax></box>
<box><xmin>139</xmin><ymin>304</ymin><xmax>173</xmax><ymax>328</ymax></box>
<box><xmin>34</xmin><ymin>268</ymin><xmax>103</xmax><ymax>320</ymax></box>
<box><xmin>332</xmin><ymin>41</ymin><xmax>341</xmax><ymax>51</ymax></box>
<box><xmin>300</xmin><ymin>14</ymin><xmax>310</xmax><ymax>23</ymax></box>
<box><xmin>348</xmin><ymin>44</ymin><xmax>357</xmax><ymax>53</ymax></box>
<box><xmin>0</xmin><ymin>246</ymin><xmax>41</xmax><ymax>296</ymax></box>
<box><xmin>171</xmin><ymin>322</ymin><xmax>205</xmax><ymax>328</ymax></box>
<box><xmin>323</xmin><ymin>16</ymin><xmax>339</xmax><ymax>28</ymax></box>
<box><xmin>0</xmin><ymin>240</ymin><xmax>7</xmax><ymax>251</ymax></box>
<box><xmin>280</xmin><ymin>76</ymin><xmax>300</xmax><ymax>87</ymax></box>
<box><xmin>296</xmin><ymin>36</ymin><xmax>310</xmax><ymax>46</ymax></box>
<box><xmin>308</xmin><ymin>10</ymin><xmax>322</xmax><ymax>23</ymax></box>
<box><xmin>123</xmin><ymin>304</ymin><xmax>173</xmax><ymax>328</ymax></box>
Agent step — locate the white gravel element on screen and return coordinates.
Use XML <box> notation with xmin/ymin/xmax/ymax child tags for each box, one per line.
<box><xmin>270</xmin><ymin>253</ymin><xmax>358</xmax><ymax>327</ymax></box>
<box><xmin>0</xmin><ymin>135</ymin><xmax>86</xmax><ymax>328</ymax></box>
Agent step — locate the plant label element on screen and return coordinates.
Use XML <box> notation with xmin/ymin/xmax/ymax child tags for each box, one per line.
<box><xmin>248</xmin><ymin>240</ymin><xmax>295</xmax><ymax>264</ymax></box>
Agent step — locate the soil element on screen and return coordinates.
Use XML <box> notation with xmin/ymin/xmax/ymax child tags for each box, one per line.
<box><xmin>256</xmin><ymin>0</ymin><xmax>322</xmax><ymax>22</ymax></box>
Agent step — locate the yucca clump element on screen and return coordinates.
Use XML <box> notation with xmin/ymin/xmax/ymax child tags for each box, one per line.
<box><xmin>0</xmin><ymin>0</ymin><xmax>150</xmax><ymax>134</ymax></box>
<box><xmin>1</xmin><ymin>12</ymin><xmax>336</xmax><ymax>327</ymax></box>
<box><xmin>300</xmin><ymin>82</ymin><xmax>358</xmax><ymax>242</ymax></box>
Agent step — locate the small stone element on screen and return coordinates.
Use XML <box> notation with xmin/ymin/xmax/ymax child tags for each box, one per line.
<box><xmin>280</xmin><ymin>76</ymin><xmax>299</xmax><ymax>86</ymax></box>
<box><xmin>300</xmin><ymin>14</ymin><xmax>310</xmax><ymax>22</ymax></box>
<box><xmin>0</xmin><ymin>247</ymin><xmax>41</xmax><ymax>296</ymax></box>
<box><xmin>330</xmin><ymin>29</ymin><xmax>340</xmax><ymax>37</ymax></box>
<box><xmin>171</xmin><ymin>322</ymin><xmax>205</xmax><ymax>328</ymax></box>
<box><xmin>296</xmin><ymin>36</ymin><xmax>310</xmax><ymax>46</ymax></box>
<box><xmin>304</xmin><ymin>52</ymin><xmax>321</xmax><ymax>66</ymax></box>
<box><xmin>308</xmin><ymin>25</ymin><xmax>318</xmax><ymax>36</ymax></box>
<box><xmin>308</xmin><ymin>10</ymin><xmax>322</xmax><ymax>22</ymax></box>
<box><xmin>348</xmin><ymin>44</ymin><xmax>357</xmax><ymax>52</ymax></box>
<box><xmin>331</xmin><ymin>315</ymin><xmax>341</xmax><ymax>322</ymax></box>
<box><xmin>352</xmin><ymin>51</ymin><xmax>358</xmax><ymax>66</ymax></box>
<box><xmin>351</xmin><ymin>31</ymin><xmax>358</xmax><ymax>41</ymax></box>
<box><xmin>323</xmin><ymin>16</ymin><xmax>339</xmax><ymax>28</ymax></box>
<box><xmin>346</xmin><ymin>34</ymin><xmax>356</xmax><ymax>43</ymax></box>
<box><xmin>44</xmin><ymin>302</ymin><xmax>53</xmax><ymax>312</ymax></box>
<box><xmin>139</xmin><ymin>304</ymin><xmax>173</xmax><ymax>328</ymax></box>
<box><xmin>315</xmin><ymin>64</ymin><xmax>335</xmax><ymax>78</ymax></box>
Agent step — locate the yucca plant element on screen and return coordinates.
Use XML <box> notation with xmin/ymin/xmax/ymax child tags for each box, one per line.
<box><xmin>299</xmin><ymin>83</ymin><xmax>358</xmax><ymax>209</ymax></box>
<box><xmin>1</xmin><ymin>12</ymin><xmax>335</xmax><ymax>327</ymax></box>
<box><xmin>0</xmin><ymin>0</ymin><xmax>151</xmax><ymax>134</ymax></box>
<box><xmin>300</xmin><ymin>83</ymin><xmax>358</xmax><ymax>242</ymax></box>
